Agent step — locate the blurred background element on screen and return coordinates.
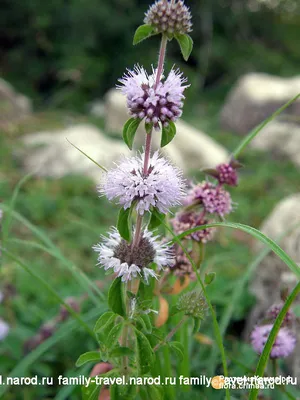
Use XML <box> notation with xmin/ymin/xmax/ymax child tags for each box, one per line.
<box><xmin>1</xmin><ymin>0</ymin><xmax>300</xmax><ymax>399</ymax></box>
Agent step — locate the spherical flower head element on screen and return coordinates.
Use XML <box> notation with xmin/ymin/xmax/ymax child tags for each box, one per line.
<box><xmin>144</xmin><ymin>0</ymin><xmax>192</xmax><ymax>35</ymax></box>
<box><xmin>0</xmin><ymin>318</ymin><xmax>10</xmax><ymax>341</ymax></box>
<box><xmin>171</xmin><ymin>211</ymin><xmax>215</xmax><ymax>243</ymax></box>
<box><xmin>117</xmin><ymin>65</ymin><xmax>189</xmax><ymax>130</ymax></box>
<box><xmin>250</xmin><ymin>324</ymin><xmax>296</xmax><ymax>359</ymax></box>
<box><xmin>101</xmin><ymin>151</ymin><xmax>185</xmax><ymax>215</ymax></box>
<box><xmin>177</xmin><ymin>290</ymin><xmax>207</xmax><ymax>319</ymax></box>
<box><xmin>93</xmin><ymin>227</ymin><xmax>174</xmax><ymax>283</ymax></box>
<box><xmin>216</xmin><ymin>163</ymin><xmax>238</xmax><ymax>186</ymax></box>
<box><xmin>265</xmin><ymin>303</ymin><xmax>295</xmax><ymax>327</ymax></box>
<box><xmin>184</xmin><ymin>181</ymin><xmax>233</xmax><ymax>217</ymax></box>
<box><xmin>169</xmin><ymin>244</ymin><xmax>196</xmax><ymax>280</ymax></box>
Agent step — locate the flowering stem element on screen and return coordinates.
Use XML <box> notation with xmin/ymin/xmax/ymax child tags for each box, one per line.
<box><xmin>143</xmin><ymin>128</ymin><xmax>153</xmax><ymax>175</ymax></box>
<box><xmin>155</xmin><ymin>35</ymin><xmax>168</xmax><ymax>89</ymax></box>
<box><xmin>153</xmin><ymin>315</ymin><xmax>189</xmax><ymax>352</ymax></box>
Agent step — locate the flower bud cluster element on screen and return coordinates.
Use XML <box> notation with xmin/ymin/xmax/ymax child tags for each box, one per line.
<box><xmin>177</xmin><ymin>290</ymin><xmax>207</xmax><ymax>319</ymax></box>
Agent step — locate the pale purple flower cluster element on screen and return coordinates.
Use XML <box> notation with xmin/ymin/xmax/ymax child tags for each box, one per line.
<box><xmin>266</xmin><ymin>303</ymin><xmax>295</xmax><ymax>327</ymax></box>
<box><xmin>93</xmin><ymin>227</ymin><xmax>174</xmax><ymax>283</ymax></box>
<box><xmin>144</xmin><ymin>0</ymin><xmax>192</xmax><ymax>35</ymax></box>
<box><xmin>251</xmin><ymin>324</ymin><xmax>296</xmax><ymax>359</ymax></box>
<box><xmin>171</xmin><ymin>211</ymin><xmax>215</xmax><ymax>243</ymax></box>
<box><xmin>216</xmin><ymin>163</ymin><xmax>238</xmax><ymax>186</ymax></box>
<box><xmin>118</xmin><ymin>65</ymin><xmax>189</xmax><ymax>129</ymax></box>
<box><xmin>184</xmin><ymin>181</ymin><xmax>232</xmax><ymax>217</ymax></box>
<box><xmin>169</xmin><ymin>244</ymin><xmax>196</xmax><ymax>280</ymax></box>
<box><xmin>102</xmin><ymin>151</ymin><xmax>185</xmax><ymax>215</ymax></box>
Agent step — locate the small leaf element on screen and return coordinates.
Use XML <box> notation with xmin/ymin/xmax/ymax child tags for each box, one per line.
<box><xmin>192</xmin><ymin>318</ymin><xmax>201</xmax><ymax>334</ymax></box>
<box><xmin>94</xmin><ymin>311</ymin><xmax>115</xmax><ymax>332</ymax></box>
<box><xmin>204</xmin><ymin>272</ymin><xmax>216</xmax><ymax>285</ymax></box>
<box><xmin>110</xmin><ymin>346</ymin><xmax>134</xmax><ymax>358</ymax></box>
<box><xmin>161</xmin><ymin>121</ymin><xmax>176</xmax><ymax>147</ymax></box>
<box><xmin>135</xmin><ymin>329</ymin><xmax>155</xmax><ymax>374</ymax></box>
<box><xmin>169</xmin><ymin>341</ymin><xmax>184</xmax><ymax>362</ymax></box>
<box><xmin>75</xmin><ymin>351</ymin><xmax>101</xmax><ymax>367</ymax></box>
<box><xmin>108</xmin><ymin>278</ymin><xmax>126</xmax><ymax>316</ymax></box>
<box><xmin>117</xmin><ymin>207</ymin><xmax>132</xmax><ymax>241</ymax></box>
<box><xmin>133</xmin><ymin>24</ymin><xmax>155</xmax><ymax>45</ymax></box>
<box><xmin>96</xmin><ymin>314</ymin><xmax>118</xmax><ymax>343</ymax></box>
<box><xmin>140</xmin><ymin>314</ymin><xmax>152</xmax><ymax>333</ymax></box>
<box><xmin>123</xmin><ymin>118</ymin><xmax>141</xmax><ymax>150</ymax></box>
<box><xmin>148</xmin><ymin>209</ymin><xmax>165</xmax><ymax>230</ymax></box>
<box><xmin>106</xmin><ymin>322</ymin><xmax>124</xmax><ymax>349</ymax></box>
<box><xmin>175</xmin><ymin>33</ymin><xmax>193</xmax><ymax>61</ymax></box>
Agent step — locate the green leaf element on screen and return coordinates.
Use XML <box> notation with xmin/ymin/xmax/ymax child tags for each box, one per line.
<box><xmin>133</xmin><ymin>24</ymin><xmax>155</xmax><ymax>45</ymax></box>
<box><xmin>135</xmin><ymin>329</ymin><xmax>155</xmax><ymax>374</ymax></box>
<box><xmin>192</xmin><ymin>318</ymin><xmax>201</xmax><ymax>334</ymax></box>
<box><xmin>169</xmin><ymin>341</ymin><xmax>184</xmax><ymax>362</ymax></box>
<box><xmin>122</xmin><ymin>118</ymin><xmax>142</xmax><ymax>150</ymax></box>
<box><xmin>106</xmin><ymin>322</ymin><xmax>124</xmax><ymax>349</ymax></box>
<box><xmin>204</xmin><ymin>272</ymin><xmax>216</xmax><ymax>285</ymax></box>
<box><xmin>82</xmin><ymin>380</ymin><xmax>101</xmax><ymax>400</ymax></box>
<box><xmin>75</xmin><ymin>351</ymin><xmax>101</xmax><ymax>367</ymax></box>
<box><xmin>117</xmin><ymin>207</ymin><xmax>132</xmax><ymax>241</ymax></box>
<box><xmin>108</xmin><ymin>278</ymin><xmax>126</xmax><ymax>316</ymax></box>
<box><xmin>161</xmin><ymin>121</ymin><xmax>176</xmax><ymax>147</ymax></box>
<box><xmin>232</xmin><ymin>93</ymin><xmax>300</xmax><ymax>158</ymax></box>
<box><xmin>139</xmin><ymin>314</ymin><xmax>152</xmax><ymax>334</ymax></box>
<box><xmin>175</xmin><ymin>33</ymin><xmax>193</xmax><ymax>61</ymax></box>
<box><xmin>144</xmin><ymin>385</ymin><xmax>163</xmax><ymax>400</ymax></box>
<box><xmin>148</xmin><ymin>209</ymin><xmax>166</xmax><ymax>230</ymax></box>
<box><xmin>94</xmin><ymin>311</ymin><xmax>115</xmax><ymax>333</ymax></box>
<box><xmin>96</xmin><ymin>314</ymin><xmax>118</xmax><ymax>344</ymax></box>
<box><xmin>109</xmin><ymin>346</ymin><xmax>134</xmax><ymax>358</ymax></box>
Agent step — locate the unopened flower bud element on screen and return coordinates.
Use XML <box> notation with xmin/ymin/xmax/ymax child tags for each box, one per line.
<box><xmin>177</xmin><ymin>290</ymin><xmax>207</xmax><ymax>319</ymax></box>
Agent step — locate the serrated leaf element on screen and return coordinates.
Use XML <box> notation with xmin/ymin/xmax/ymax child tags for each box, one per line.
<box><xmin>117</xmin><ymin>207</ymin><xmax>132</xmax><ymax>241</ymax></box>
<box><xmin>161</xmin><ymin>121</ymin><xmax>176</xmax><ymax>147</ymax></box>
<box><xmin>106</xmin><ymin>322</ymin><xmax>124</xmax><ymax>349</ymax></box>
<box><xmin>110</xmin><ymin>346</ymin><xmax>134</xmax><ymax>358</ymax></box>
<box><xmin>108</xmin><ymin>278</ymin><xmax>126</xmax><ymax>316</ymax></box>
<box><xmin>123</xmin><ymin>118</ymin><xmax>141</xmax><ymax>150</ymax></box>
<box><xmin>133</xmin><ymin>24</ymin><xmax>155</xmax><ymax>45</ymax></box>
<box><xmin>148</xmin><ymin>209</ymin><xmax>165</xmax><ymax>230</ymax></box>
<box><xmin>175</xmin><ymin>33</ymin><xmax>193</xmax><ymax>61</ymax></box>
<box><xmin>169</xmin><ymin>341</ymin><xmax>184</xmax><ymax>362</ymax></box>
<box><xmin>135</xmin><ymin>329</ymin><xmax>155</xmax><ymax>374</ymax></box>
<box><xmin>94</xmin><ymin>311</ymin><xmax>115</xmax><ymax>332</ymax></box>
<box><xmin>204</xmin><ymin>272</ymin><xmax>216</xmax><ymax>285</ymax></box>
<box><xmin>75</xmin><ymin>351</ymin><xmax>101</xmax><ymax>367</ymax></box>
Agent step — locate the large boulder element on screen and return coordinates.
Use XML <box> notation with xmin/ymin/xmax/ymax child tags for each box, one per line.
<box><xmin>19</xmin><ymin>124</ymin><xmax>130</xmax><ymax>182</ymax></box>
<box><xmin>251</xmin><ymin>121</ymin><xmax>300</xmax><ymax>168</ymax></box>
<box><xmin>220</xmin><ymin>73</ymin><xmax>300</xmax><ymax>135</ymax></box>
<box><xmin>105</xmin><ymin>89</ymin><xmax>228</xmax><ymax>172</ymax></box>
<box><xmin>245</xmin><ymin>194</ymin><xmax>300</xmax><ymax>377</ymax></box>
<box><xmin>0</xmin><ymin>78</ymin><xmax>32</xmax><ymax>128</ymax></box>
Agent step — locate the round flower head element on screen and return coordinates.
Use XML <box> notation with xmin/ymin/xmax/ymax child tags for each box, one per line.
<box><xmin>169</xmin><ymin>244</ymin><xmax>196</xmax><ymax>280</ymax></box>
<box><xmin>0</xmin><ymin>318</ymin><xmax>9</xmax><ymax>341</ymax></box>
<box><xmin>171</xmin><ymin>211</ymin><xmax>215</xmax><ymax>243</ymax></box>
<box><xmin>101</xmin><ymin>151</ymin><xmax>185</xmax><ymax>215</ymax></box>
<box><xmin>118</xmin><ymin>65</ymin><xmax>189</xmax><ymax>130</ymax></box>
<box><xmin>184</xmin><ymin>181</ymin><xmax>233</xmax><ymax>217</ymax></box>
<box><xmin>216</xmin><ymin>163</ymin><xmax>238</xmax><ymax>186</ymax></box>
<box><xmin>144</xmin><ymin>0</ymin><xmax>192</xmax><ymax>35</ymax></box>
<box><xmin>250</xmin><ymin>324</ymin><xmax>296</xmax><ymax>359</ymax></box>
<box><xmin>93</xmin><ymin>227</ymin><xmax>174</xmax><ymax>283</ymax></box>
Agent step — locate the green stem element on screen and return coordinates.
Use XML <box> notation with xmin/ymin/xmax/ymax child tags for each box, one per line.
<box><xmin>153</xmin><ymin>315</ymin><xmax>188</xmax><ymax>352</ymax></box>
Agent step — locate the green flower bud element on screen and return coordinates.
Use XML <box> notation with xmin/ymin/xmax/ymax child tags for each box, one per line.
<box><xmin>177</xmin><ymin>290</ymin><xmax>207</xmax><ymax>319</ymax></box>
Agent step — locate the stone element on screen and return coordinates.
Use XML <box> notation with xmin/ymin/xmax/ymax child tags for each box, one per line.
<box><xmin>251</xmin><ymin>121</ymin><xmax>300</xmax><ymax>168</ymax></box>
<box><xmin>0</xmin><ymin>78</ymin><xmax>32</xmax><ymax>128</ymax></box>
<box><xmin>104</xmin><ymin>89</ymin><xmax>229</xmax><ymax>172</ymax></box>
<box><xmin>220</xmin><ymin>73</ymin><xmax>300</xmax><ymax>135</ymax></box>
<box><xmin>245</xmin><ymin>194</ymin><xmax>300</xmax><ymax>378</ymax></box>
<box><xmin>19</xmin><ymin>124</ymin><xmax>130</xmax><ymax>182</ymax></box>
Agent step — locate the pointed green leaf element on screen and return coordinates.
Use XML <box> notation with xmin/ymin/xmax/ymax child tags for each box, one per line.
<box><xmin>133</xmin><ymin>24</ymin><xmax>155</xmax><ymax>45</ymax></box>
<box><xmin>204</xmin><ymin>272</ymin><xmax>216</xmax><ymax>285</ymax></box>
<box><xmin>148</xmin><ymin>209</ymin><xmax>166</xmax><ymax>230</ymax></box>
<box><xmin>109</xmin><ymin>346</ymin><xmax>134</xmax><ymax>358</ymax></box>
<box><xmin>135</xmin><ymin>329</ymin><xmax>155</xmax><ymax>374</ymax></box>
<box><xmin>108</xmin><ymin>278</ymin><xmax>126</xmax><ymax>316</ymax></box>
<box><xmin>169</xmin><ymin>341</ymin><xmax>184</xmax><ymax>362</ymax></box>
<box><xmin>140</xmin><ymin>314</ymin><xmax>152</xmax><ymax>334</ymax></box>
<box><xmin>160</xmin><ymin>121</ymin><xmax>176</xmax><ymax>147</ymax></box>
<box><xmin>106</xmin><ymin>322</ymin><xmax>124</xmax><ymax>349</ymax></box>
<box><xmin>175</xmin><ymin>33</ymin><xmax>193</xmax><ymax>61</ymax></box>
<box><xmin>94</xmin><ymin>311</ymin><xmax>115</xmax><ymax>332</ymax></box>
<box><xmin>75</xmin><ymin>351</ymin><xmax>101</xmax><ymax>367</ymax></box>
<box><xmin>123</xmin><ymin>118</ymin><xmax>142</xmax><ymax>150</ymax></box>
<box><xmin>117</xmin><ymin>207</ymin><xmax>132</xmax><ymax>241</ymax></box>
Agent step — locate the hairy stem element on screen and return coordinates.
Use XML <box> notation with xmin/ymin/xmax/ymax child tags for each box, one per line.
<box><xmin>155</xmin><ymin>35</ymin><xmax>168</xmax><ymax>89</ymax></box>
